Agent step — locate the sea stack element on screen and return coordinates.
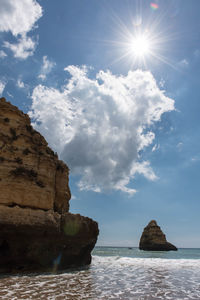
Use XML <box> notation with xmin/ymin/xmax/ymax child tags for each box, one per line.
<box><xmin>139</xmin><ymin>220</ymin><xmax>177</xmax><ymax>251</ymax></box>
<box><xmin>0</xmin><ymin>97</ymin><xmax>99</xmax><ymax>273</ymax></box>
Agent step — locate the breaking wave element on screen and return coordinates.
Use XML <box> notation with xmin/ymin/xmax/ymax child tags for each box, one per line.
<box><xmin>0</xmin><ymin>255</ymin><xmax>200</xmax><ymax>299</ymax></box>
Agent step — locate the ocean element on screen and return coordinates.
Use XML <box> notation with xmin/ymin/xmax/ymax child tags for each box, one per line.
<box><xmin>0</xmin><ymin>247</ymin><xmax>200</xmax><ymax>299</ymax></box>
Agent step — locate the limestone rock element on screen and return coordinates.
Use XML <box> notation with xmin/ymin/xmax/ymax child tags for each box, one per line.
<box><xmin>0</xmin><ymin>97</ymin><xmax>99</xmax><ymax>273</ymax></box>
<box><xmin>139</xmin><ymin>220</ymin><xmax>177</xmax><ymax>251</ymax></box>
<box><xmin>0</xmin><ymin>97</ymin><xmax>70</xmax><ymax>213</ymax></box>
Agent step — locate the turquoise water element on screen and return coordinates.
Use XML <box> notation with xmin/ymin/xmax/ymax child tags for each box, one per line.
<box><xmin>0</xmin><ymin>247</ymin><xmax>200</xmax><ymax>299</ymax></box>
<box><xmin>93</xmin><ymin>246</ymin><xmax>200</xmax><ymax>259</ymax></box>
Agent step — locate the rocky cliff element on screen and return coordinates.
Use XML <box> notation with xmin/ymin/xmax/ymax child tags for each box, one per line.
<box><xmin>139</xmin><ymin>220</ymin><xmax>177</xmax><ymax>251</ymax></box>
<box><xmin>0</xmin><ymin>97</ymin><xmax>99</xmax><ymax>273</ymax></box>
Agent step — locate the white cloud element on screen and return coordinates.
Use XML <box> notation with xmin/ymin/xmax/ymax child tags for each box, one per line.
<box><xmin>131</xmin><ymin>161</ymin><xmax>158</xmax><ymax>181</ymax></box>
<box><xmin>38</xmin><ymin>56</ymin><xmax>56</xmax><ymax>81</ymax></box>
<box><xmin>0</xmin><ymin>0</ymin><xmax>42</xmax><ymax>36</ymax></box>
<box><xmin>0</xmin><ymin>81</ymin><xmax>6</xmax><ymax>96</ymax></box>
<box><xmin>152</xmin><ymin>144</ymin><xmax>160</xmax><ymax>152</ymax></box>
<box><xmin>29</xmin><ymin>66</ymin><xmax>174</xmax><ymax>194</ymax></box>
<box><xmin>4</xmin><ymin>34</ymin><xmax>37</xmax><ymax>59</ymax></box>
<box><xmin>17</xmin><ymin>78</ymin><xmax>25</xmax><ymax>89</ymax></box>
<box><xmin>0</xmin><ymin>0</ymin><xmax>42</xmax><ymax>59</ymax></box>
<box><xmin>7</xmin><ymin>91</ymin><xmax>13</xmax><ymax>98</ymax></box>
<box><xmin>0</xmin><ymin>50</ymin><xmax>7</xmax><ymax>58</ymax></box>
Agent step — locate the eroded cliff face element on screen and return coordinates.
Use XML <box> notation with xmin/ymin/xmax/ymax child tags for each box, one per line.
<box><xmin>0</xmin><ymin>97</ymin><xmax>99</xmax><ymax>273</ymax></box>
<box><xmin>0</xmin><ymin>97</ymin><xmax>70</xmax><ymax>213</ymax></box>
<box><xmin>139</xmin><ymin>220</ymin><xmax>177</xmax><ymax>251</ymax></box>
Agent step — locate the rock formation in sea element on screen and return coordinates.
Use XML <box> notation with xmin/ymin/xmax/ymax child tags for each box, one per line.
<box><xmin>139</xmin><ymin>220</ymin><xmax>177</xmax><ymax>251</ymax></box>
<box><xmin>0</xmin><ymin>97</ymin><xmax>99</xmax><ymax>273</ymax></box>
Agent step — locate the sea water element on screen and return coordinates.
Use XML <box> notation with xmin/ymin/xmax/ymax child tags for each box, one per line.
<box><xmin>0</xmin><ymin>247</ymin><xmax>200</xmax><ymax>299</ymax></box>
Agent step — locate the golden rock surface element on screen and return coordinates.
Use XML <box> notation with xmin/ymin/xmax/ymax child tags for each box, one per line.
<box><xmin>0</xmin><ymin>97</ymin><xmax>71</xmax><ymax>213</ymax></box>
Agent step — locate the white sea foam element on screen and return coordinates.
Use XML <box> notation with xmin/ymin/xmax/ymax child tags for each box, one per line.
<box><xmin>0</xmin><ymin>255</ymin><xmax>200</xmax><ymax>299</ymax></box>
<box><xmin>93</xmin><ymin>255</ymin><xmax>200</xmax><ymax>269</ymax></box>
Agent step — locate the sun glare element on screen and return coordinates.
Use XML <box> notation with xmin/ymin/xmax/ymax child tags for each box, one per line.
<box><xmin>130</xmin><ymin>35</ymin><xmax>151</xmax><ymax>57</ymax></box>
<box><xmin>108</xmin><ymin>10</ymin><xmax>178</xmax><ymax>70</ymax></box>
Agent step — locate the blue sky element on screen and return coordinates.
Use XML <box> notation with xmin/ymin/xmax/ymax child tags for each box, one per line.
<box><xmin>1</xmin><ymin>0</ymin><xmax>200</xmax><ymax>247</ymax></box>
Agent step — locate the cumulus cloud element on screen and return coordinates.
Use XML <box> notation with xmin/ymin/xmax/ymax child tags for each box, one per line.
<box><xmin>0</xmin><ymin>0</ymin><xmax>42</xmax><ymax>59</ymax></box>
<box><xmin>38</xmin><ymin>56</ymin><xmax>56</xmax><ymax>81</ymax></box>
<box><xmin>0</xmin><ymin>0</ymin><xmax>42</xmax><ymax>36</ymax></box>
<box><xmin>4</xmin><ymin>34</ymin><xmax>37</xmax><ymax>59</ymax></box>
<box><xmin>30</xmin><ymin>66</ymin><xmax>174</xmax><ymax>194</ymax></box>
<box><xmin>0</xmin><ymin>81</ymin><xmax>6</xmax><ymax>96</ymax></box>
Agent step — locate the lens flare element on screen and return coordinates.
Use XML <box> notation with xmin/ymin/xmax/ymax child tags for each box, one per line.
<box><xmin>150</xmin><ymin>3</ymin><xmax>159</xmax><ymax>10</ymax></box>
<box><xmin>52</xmin><ymin>253</ymin><xmax>62</xmax><ymax>273</ymax></box>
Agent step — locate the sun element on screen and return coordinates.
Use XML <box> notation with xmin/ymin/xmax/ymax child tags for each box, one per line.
<box><xmin>107</xmin><ymin>12</ymin><xmax>176</xmax><ymax>70</ymax></box>
<box><xmin>129</xmin><ymin>35</ymin><xmax>151</xmax><ymax>58</ymax></box>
